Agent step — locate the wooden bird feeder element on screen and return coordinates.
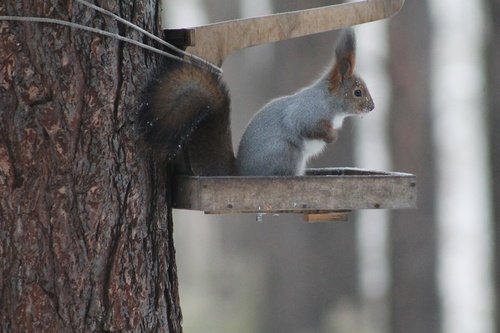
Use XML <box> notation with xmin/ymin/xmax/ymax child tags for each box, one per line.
<box><xmin>165</xmin><ymin>0</ymin><xmax>406</xmax><ymax>66</ymax></box>
<box><xmin>172</xmin><ymin>168</ymin><xmax>417</xmax><ymax>222</ymax></box>
<box><xmin>164</xmin><ymin>0</ymin><xmax>414</xmax><ymax>222</ymax></box>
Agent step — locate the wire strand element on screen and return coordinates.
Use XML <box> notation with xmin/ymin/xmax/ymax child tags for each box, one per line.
<box><xmin>74</xmin><ymin>0</ymin><xmax>222</xmax><ymax>74</ymax></box>
<box><xmin>0</xmin><ymin>13</ymin><xmax>223</xmax><ymax>75</ymax></box>
<box><xmin>0</xmin><ymin>15</ymin><xmax>185</xmax><ymax>60</ymax></box>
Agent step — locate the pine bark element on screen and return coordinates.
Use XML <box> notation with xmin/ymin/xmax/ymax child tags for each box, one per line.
<box><xmin>0</xmin><ymin>1</ymin><xmax>182</xmax><ymax>332</ymax></box>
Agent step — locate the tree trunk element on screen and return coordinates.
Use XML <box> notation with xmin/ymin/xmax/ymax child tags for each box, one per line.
<box><xmin>0</xmin><ymin>1</ymin><xmax>182</xmax><ymax>332</ymax></box>
<box><xmin>486</xmin><ymin>0</ymin><xmax>500</xmax><ymax>331</ymax></box>
<box><xmin>388</xmin><ymin>1</ymin><xmax>440</xmax><ymax>333</ymax></box>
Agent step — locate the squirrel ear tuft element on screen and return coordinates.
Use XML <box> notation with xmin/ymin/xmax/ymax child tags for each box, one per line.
<box><xmin>328</xmin><ymin>28</ymin><xmax>356</xmax><ymax>91</ymax></box>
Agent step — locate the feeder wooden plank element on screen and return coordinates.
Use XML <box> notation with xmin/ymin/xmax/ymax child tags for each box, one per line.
<box><xmin>172</xmin><ymin>168</ymin><xmax>417</xmax><ymax>214</ymax></box>
<box><xmin>304</xmin><ymin>212</ymin><xmax>351</xmax><ymax>223</ymax></box>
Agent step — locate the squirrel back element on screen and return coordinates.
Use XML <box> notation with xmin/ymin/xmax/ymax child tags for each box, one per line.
<box><xmin>237</xmin><ymin>28</ymin><xmax>374</xmax><ymax>176</ymax></box>
<box><xmin>139</xmin><ymin>61</ymin><xmax>236</xmax><ymax>175</ymax></box>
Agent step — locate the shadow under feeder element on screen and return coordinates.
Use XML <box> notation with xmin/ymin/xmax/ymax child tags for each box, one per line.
<box><xmin>164</xmin><ymin>0</ymin><xmax>413</xmax><ymax>222</ymax></box>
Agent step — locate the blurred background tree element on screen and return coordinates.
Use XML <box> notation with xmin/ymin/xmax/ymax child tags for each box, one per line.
<box><xmin>487</xmin><ymin>0</ymin><xmax>499</xmax><ymax>331</ymax></box>
<box><xmin>388</xmin><ymin>2</ymin><xmax>440</xmax><ymax>332</ymax></box>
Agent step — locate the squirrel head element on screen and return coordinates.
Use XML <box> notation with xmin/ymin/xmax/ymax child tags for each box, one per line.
<box><xmin>327</xmin><ymin>28</ymin><xmax>375</xmax><ymax>115</ymax></box>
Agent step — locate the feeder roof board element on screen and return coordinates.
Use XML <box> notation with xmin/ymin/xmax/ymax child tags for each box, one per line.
<box><xmin>172</xmin><ymin>168</ymin><xmax>417</xmax><ymax>215</ymax></box>
<box><xmin>165</xmin><ymin>0</ymin><xmax>406</xmax><ymax>66</ymax></box>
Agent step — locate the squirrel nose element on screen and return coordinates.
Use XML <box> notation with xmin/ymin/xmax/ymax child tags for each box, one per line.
<box><xmin>367</xmin><ymin>100</ymin><xmax>375</xmax><ymax>112</ymax></box>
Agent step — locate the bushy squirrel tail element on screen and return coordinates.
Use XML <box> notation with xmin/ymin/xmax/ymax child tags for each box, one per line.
<box><xmin>139</xmin><ymin>62</ymin><xmax>230</xmax><ymax>159</ymax></box>
<box><xmin>140</xmin><ymin>60</ymin><xmax>236</xmax><ymax>175</ymax></box>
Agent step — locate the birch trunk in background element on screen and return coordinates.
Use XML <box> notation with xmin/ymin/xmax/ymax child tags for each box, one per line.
<box><xmin>354</xmin><ymin>21</ymin><xmax>391</xmax><ymax>333</ymax></box>
<box><xmin>429</xmin><ymin>1</ymin><xmax>494</xmax><ymax>332</ymax></box>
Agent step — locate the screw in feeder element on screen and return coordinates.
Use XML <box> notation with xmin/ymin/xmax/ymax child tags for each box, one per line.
<box><xmin>256</xmin><ymin>213</ymin><xmax>264</xmax><ymax>222</ymax></box>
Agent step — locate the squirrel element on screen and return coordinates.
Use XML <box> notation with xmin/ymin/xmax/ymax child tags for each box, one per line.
<box><xmin>140</xmin><ymin>28</ymin><xmax>374</xmax><ymax>176</ymax></box>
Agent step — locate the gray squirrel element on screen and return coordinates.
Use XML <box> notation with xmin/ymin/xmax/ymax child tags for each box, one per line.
<box><xmin>140</xmin><ymin>28</ymin><xmax>374</xmax><ymax>176</ymax></box>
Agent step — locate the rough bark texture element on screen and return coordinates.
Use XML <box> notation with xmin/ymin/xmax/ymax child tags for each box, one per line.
<box><xmin>486</xmin><ymin>0</ymin><xmax>500</xmax><ymax>331</ymax></box>
<box><xmin>0</xmin><ymin>1</ymin><xmax>182</xmax><ymax>332</ymax></box>
<box><xmin>388</xmin><ymin>1</ymin><xmax>440</xmax><ymax>333</ymax></box>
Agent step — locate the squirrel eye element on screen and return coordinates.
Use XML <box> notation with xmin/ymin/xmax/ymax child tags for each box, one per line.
<box><xmin>354</xmin><ymin>89</ymin><xmax>362</xmax><ymax>97</ymax></box>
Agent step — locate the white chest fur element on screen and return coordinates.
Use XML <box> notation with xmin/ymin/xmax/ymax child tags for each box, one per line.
<box><xmin>298</xmin><ymin>139</ymin><xmax>326</xmax><ymax>175</ymax></box>
<box><xmin>332</xmin><ymin>113</ymin><xmax>348</xmax><ymax>129</ymax></box>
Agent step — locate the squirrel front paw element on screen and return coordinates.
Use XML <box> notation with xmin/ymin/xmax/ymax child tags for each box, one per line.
<box><xmin>319</xmin><ymin>119</ymin><xmax>338</xmax><ymax>143</ymax></box>
<box><xmin>303</xmin><ymin>119</ymin><xmax>338</xmax><ymax>143</ymax></box>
